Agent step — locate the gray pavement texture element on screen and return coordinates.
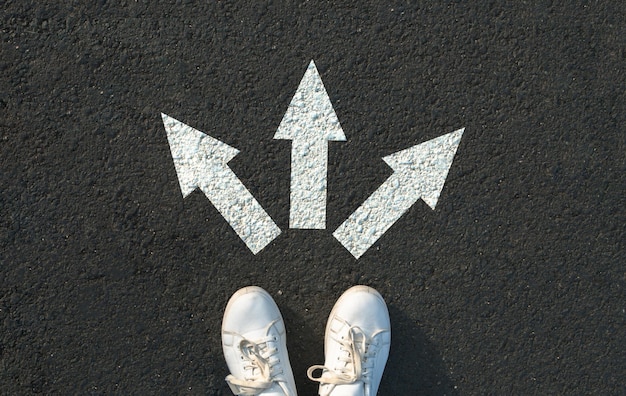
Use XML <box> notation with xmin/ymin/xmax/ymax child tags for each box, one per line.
<box><xmin>1</xmin><ymin>1</ymin><xmax>625</xmax><ymax>395</ymax></box>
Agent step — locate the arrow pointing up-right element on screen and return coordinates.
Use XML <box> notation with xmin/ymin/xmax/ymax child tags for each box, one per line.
<box><xmin>333</xmin><ymin>128</ymin><xmax>464</xmax><ymax>259</ymax></box>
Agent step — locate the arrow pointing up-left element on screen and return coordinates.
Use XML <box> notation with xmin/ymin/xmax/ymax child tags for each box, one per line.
<box><xmin>162</xmin><ymin>113</ymin><xmax>281</xmax><ymax>254</ymax></box>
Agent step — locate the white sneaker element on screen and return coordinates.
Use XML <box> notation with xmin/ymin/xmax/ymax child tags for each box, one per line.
<box><xmin>222</xmin><ymin>286</ymin><xmax>297</xmax><ymax>396</ymax></box>
<box><xmin>307</xmin><ymin>286</ymin><xmax>391</xmax><ymax>396</ymax></box>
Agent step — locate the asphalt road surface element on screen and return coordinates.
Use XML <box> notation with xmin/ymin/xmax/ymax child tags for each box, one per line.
<box><xmin>1</xmin><ymin>2</ymin><xmax>624</xmax><ymax>395</ymax></box>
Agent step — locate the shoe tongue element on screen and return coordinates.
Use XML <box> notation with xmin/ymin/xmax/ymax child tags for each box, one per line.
<box><xmin>261</xmin><ymin>382</ymin><xmax>288</xmax><ymax>396</ymax></box>
<box><xmin>323</xmin><ymin>382</ymin><xmax>364</xmax><ymax>396</ymax></box>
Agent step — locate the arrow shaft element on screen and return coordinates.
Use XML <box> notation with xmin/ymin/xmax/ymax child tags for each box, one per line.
<box><xmin>333</xmin><ymin>173</ymin><xmax>419</xmax><ymax>259</ymax></box>
<box><xmin>289</xmin><ymin>138</ymin><xmax>328</xmax><ymax>229</ymax></box>
<box><xmin>200</xmin><ymin>164</ymin><xmax>281</xmax><ymax>254</ymax></box>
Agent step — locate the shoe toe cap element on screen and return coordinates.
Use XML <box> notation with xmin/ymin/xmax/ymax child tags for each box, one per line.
<box><xmin>333</xmin><ymin>286</ymin><xmax>390</xmax><ymax>333</ymax></box>
<box><xmin>222</xmin><ymin>287</ymin><xmax>284</xmax><ymax>338</ymax></box>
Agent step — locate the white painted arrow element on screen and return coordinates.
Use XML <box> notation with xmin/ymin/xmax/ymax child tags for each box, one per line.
<box><xmin>162</xmin><ymin>113</ymin><xmax>281</xmax><ymax>254</ymax></box>
<box><xmin>274</xmin><ymin>60</ymin><xmax>346</xmax><ymax>229</ymax></box>
<box><xmin>333</xmin><ymin>128</ymin><xmax>464</xmax><ymax>259</ymax></box>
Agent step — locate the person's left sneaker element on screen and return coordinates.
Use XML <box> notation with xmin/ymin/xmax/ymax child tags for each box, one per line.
<box><xmin>222</xmin><ymin>286</ymin><xmax>297</xmax><ymax>396</ymax></box>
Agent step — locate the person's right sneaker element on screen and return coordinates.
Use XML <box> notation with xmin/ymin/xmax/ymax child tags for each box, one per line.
<box><xmin>307</xmin><ymin>286</ymin><xmax>391</xmax><ymax>396</ymax></box>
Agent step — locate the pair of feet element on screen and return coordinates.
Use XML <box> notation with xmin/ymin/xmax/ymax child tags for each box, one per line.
<box><xmin>222</xmin><ymin>286</ymin><xmax>391</xmax><ymax>396</ymax></box>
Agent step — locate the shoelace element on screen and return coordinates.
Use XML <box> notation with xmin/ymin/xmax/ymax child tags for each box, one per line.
<box><xmin>307</xmin><ymin>325</ymin><xmax>385</xmax><ymax>387</ymax></box>
<box><xmin>226</xmin><ymin>328</ymin><xmax>285</xmax><ymax>395</ymax></box>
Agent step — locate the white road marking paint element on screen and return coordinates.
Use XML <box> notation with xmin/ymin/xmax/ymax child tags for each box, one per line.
<box><xmin>274</xmin><ymin>60</ymin><xmax>346</xmax><ymax>229</ymax></box>
<box><xmin>162</xmin><ymin>113</ymin><xmax>281</xmax><ymax>254</ymax></box>
<box><xmin>333</xmin><ymin>128</ymin><xmax>464</xmax><ymax>259</ymax></box>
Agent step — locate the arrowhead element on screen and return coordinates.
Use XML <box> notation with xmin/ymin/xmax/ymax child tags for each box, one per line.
<box><xmin>274</xmin><ymin>60</ymin><xmax>347</xmax><ymax>142</ymax></box>
<box><xmin>383</xmin><ymin>128</ymin><xmax>464</xmax><ymax>209</ymax></box>
<box><xmin>161</xmin><ymin>113</ymin><xmax>240</xmax><ymax>197</ymax></box>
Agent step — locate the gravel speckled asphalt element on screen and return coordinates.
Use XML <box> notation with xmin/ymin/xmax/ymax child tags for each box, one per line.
<box><xmin>1</xmin><ymin>2</ymin><xmax>624</xmax><ymax>394</ymax></box>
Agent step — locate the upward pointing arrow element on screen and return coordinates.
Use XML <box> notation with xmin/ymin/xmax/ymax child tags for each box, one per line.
<box><xmin>333</xmin><ymin>128</ymin><xmax>464</xmax><ymax>259</ymax></box>
<box><xmin>162</xmin><ymin>113</ymin><xmax>281</xmax><ymax>254</ymax></box>
<box><xmin>274</xmin><ymin>60</ymin><xmax>347</xmax><ymax>229</ymax></box>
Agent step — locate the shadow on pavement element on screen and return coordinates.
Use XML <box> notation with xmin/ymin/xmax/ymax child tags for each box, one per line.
<box><xmin>380</xmin><ymin>305</ymin><xmax>458</xmax><ymax>395</ymax></box>
<box><xmin>281</xmin><ymin>303</ymin><xmax>457</xmax><ymax>395</ymax></box>
<box><xmin>280</xmin><ymin>305</ymin><xmax>326</xmax><ymax>396</ymax></box>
